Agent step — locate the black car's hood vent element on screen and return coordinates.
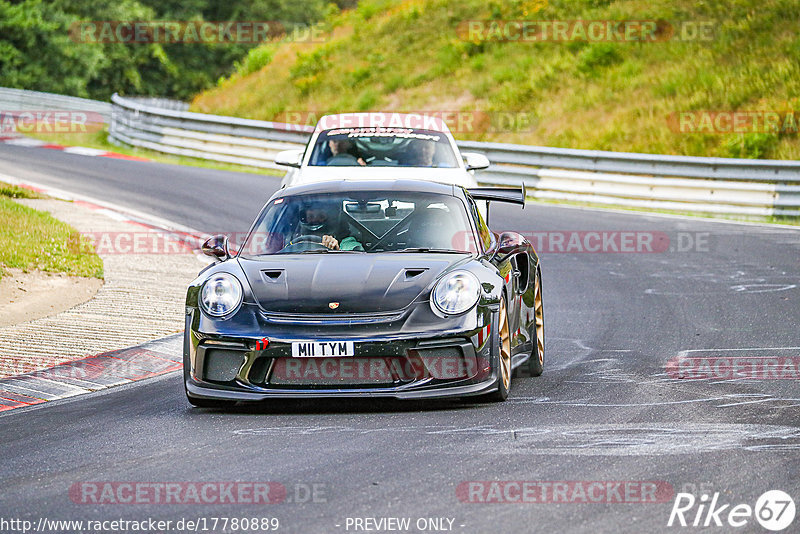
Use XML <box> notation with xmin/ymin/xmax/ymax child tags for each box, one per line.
<box><xmin>238</xmin><ymin>254</ymin><xmax>467</xmax><ymax>314</ymax></box>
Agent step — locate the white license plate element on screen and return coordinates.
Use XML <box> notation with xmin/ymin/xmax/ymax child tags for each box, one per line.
<box><xmin>291</xmin><ymin>341</ymin><xmax>354</xmax><ymax>358</ymax></box>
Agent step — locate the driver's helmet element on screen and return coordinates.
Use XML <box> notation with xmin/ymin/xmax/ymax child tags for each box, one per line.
<box><xmin>297</xmin><ymin>199</ymin><xmax>340</xmax><ymax>236</ymax></box>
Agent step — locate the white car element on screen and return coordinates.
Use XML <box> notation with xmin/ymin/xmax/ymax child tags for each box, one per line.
<box><xmin>275</xmin><ymin>112</ymin><xmax>490</xmax><ymax>189</ymax></box>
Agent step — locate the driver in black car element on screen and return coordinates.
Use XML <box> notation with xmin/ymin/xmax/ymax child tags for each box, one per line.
<box><xmin>292</xmin><ymin>202</ymin><xmax>364</xmax><ymax>251</ymax></box>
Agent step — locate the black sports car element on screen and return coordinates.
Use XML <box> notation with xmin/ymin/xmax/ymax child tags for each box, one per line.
<box><xmin>183</xmin><ymin>180</ymin><xmax>544</xmax><ymax>406</ymax></box>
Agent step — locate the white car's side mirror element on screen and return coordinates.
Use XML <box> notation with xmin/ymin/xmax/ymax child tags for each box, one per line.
<box><xmin>462</xmin><ymin>152</ymin><xmax>490</xmax><ymax>171</ymax></box>
<box><xmin>275</xmin><ymin>149</ymin><xmax>303</xmax><ymax>168</ymax></box>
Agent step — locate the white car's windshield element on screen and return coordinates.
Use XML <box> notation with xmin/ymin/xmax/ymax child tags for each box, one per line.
<box><xmin>308</xmin><ymin>128</ymin><xmax>459</xmax><ymax>168</ymax></box>
<box><xmin>240</xmin><ymin>191</ymin><xmax>477</xmax><ymax>256</ymax></box>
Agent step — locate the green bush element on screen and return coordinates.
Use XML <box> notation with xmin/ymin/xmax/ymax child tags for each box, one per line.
<box><xmin>725</xmin><ymin>133</ymin><xmax>779</xmax><ymax>159</ymax></box>
<box><xmin>345</xmin><ymin>65</ymin><xmax>372</xmax><ymax>88</ymax></box>
<box><xmin>576</xmin><ymin>43</ymin><xmax>623</xmax><ymax>75</ymax></box>
<box><xmin>290</xmin><ymin>48</ymin><xmax>331</xmax><ymax>80</ymax></box>
<box><xmin>356</xmin><ymin>89</ymin><xmax>378</xmax><ymax>110</ymax></box>
<box><xmin>237</xmin><ymin>46</ymin><xmax>274</xmax><ymax>76</ymax></box>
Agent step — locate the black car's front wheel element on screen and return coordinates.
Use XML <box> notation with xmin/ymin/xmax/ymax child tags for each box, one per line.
<box><xmin>482</xmin><ymin>295</ymin><xmax>511</xmax><ymax>402</ymax></box>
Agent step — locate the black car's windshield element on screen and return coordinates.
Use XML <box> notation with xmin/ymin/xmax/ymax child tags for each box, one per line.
<box><xmin>239</xmin><ymin>191</ymin><xmax>478</xmax><ymax>256</ymax></box>
<box><xmin>308</xmin><ymin>128</ymin><xmax>459</xmax><ymax>168</ymax></box>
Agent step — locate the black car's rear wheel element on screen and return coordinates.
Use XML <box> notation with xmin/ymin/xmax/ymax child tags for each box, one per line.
<box><xmin>527</xmin><ymin>267</ymin><xmax>545</xmax><ymax>377</ymax></box>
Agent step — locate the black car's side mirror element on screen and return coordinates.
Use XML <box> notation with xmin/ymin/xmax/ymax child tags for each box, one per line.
<box><xmin>493</xmin><ymin>231</ymin><xmax>527</xmax><ymax>263</ymax></box>
<box><xmin>202</xmin><ymin>235</ymin><xmax>231</xmax><ymax>261</ymax></box>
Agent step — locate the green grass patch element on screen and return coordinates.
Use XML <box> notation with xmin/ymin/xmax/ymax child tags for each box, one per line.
<box><xmin>0</xmin><ymin>185</ymin><xmax>103</xmax><ymax>281</ymax></box>
<box><xmin>0</xmin><ymin>183</ymin><xmax>46</xmax><ymax>199</ymax></box>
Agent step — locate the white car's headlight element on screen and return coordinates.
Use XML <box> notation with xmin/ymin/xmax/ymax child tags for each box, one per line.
<box><xmin>431</xmin><ymin>270</ymin><xmax>480</xmax><ymax>316</ymax></box>
<box><xmin>200</xmin><ymin>273</ymin><xmax>243</xmax><ymax>317</ymax></box>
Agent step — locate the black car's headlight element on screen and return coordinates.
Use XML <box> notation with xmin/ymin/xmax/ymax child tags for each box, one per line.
<box><xmin>431</xmin><ymin>270</ymin><xmax>480</xmax><ymax>316</ymax></box>
<box><xmin>199</xmin><ymin>273</ymin><xmax>243</xmax><ymax>317</ymax></box>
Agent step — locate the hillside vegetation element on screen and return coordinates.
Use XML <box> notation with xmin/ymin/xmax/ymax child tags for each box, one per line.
<box><xmin>0</xmin><ymin>0</ymin><xmax>336</xmax><ymax>100</ymax></box>
<box><xmin>192</xmin><ymin>0</ymin><xmax>800</xmax><ymax>159</ymax></box>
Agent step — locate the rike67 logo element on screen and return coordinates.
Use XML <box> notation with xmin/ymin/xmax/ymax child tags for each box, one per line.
<box><xmin>668</xmin><ymin>490</ymin><xmax>795</xmax><ymax>531</ymax></box>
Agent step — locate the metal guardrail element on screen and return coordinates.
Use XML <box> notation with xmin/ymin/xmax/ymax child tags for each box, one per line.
<box><xmin>109</xmin><ymin>93</ymin><xmax>311</xmax><ymax>170</ymax></box>
<box><xmin>108</xmin><ymin>92</ymin><xmax>800</xmax><ymax>216</ymax></box>
<box><xmin>122</xmin><ymin>97</ymin><xmax>189</xmax><ymax>112</ymax></box>
<box><xmin>459</xmin><ymin>141</ymin><xmax>800</xmax><ymax>217</ymax></box>
<box><xmin>0</xmin><ymin>87</ymin><xmax>112</xmax><ymax>122</ymax></box>
<box><xmin>4</xmin><ymin>88</ymin><xmax>798</xmax><ymax>217</ymax></box>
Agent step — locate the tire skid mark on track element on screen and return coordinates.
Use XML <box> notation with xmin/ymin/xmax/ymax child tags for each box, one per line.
<box><xmin>507</xmin><ymin>395</ymin><xmax>729</xmax><ymax>407</ymax></box>
<box><xmin>642</xmin><ymin>265</ymin><xmax>800</xmax><ymax>296</ymax></box>
<box><xmin>229</xmin><ymin>423</ymin><xmax>800</xmax><ymax>455</ymax></box>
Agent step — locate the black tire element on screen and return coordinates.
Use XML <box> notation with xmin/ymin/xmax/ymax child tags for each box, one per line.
<box><xmin>527</xmin><ymin>267</ymin><xmax>545</xmax><ymax>377</ymax></box>
<box><xmin>480</xmin><ymin>295</ymin><xmax>511</xmax><ymax>402</ymax></box>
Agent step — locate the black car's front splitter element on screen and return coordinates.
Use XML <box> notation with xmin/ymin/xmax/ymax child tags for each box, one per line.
<box><xmin>185</xmin><ymin>374</ymin><xmax>500</xmax><ymax>402</ymax></box>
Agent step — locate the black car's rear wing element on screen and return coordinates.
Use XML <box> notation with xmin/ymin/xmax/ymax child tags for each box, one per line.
<box><xmin>467</xmin><ymin>185</ymin><xmax>526</xmax><ymax>207</ymax></box>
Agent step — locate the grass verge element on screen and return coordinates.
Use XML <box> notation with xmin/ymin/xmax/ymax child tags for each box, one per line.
<box><xmin>0</xmin><ymin>183</ymin><xmax>103</xmax><ymax>281</ymax></box>
<box><xmin>0</xmin><ymin>182</ymin><xmax>47</xmax><ymax>200</ymax></box>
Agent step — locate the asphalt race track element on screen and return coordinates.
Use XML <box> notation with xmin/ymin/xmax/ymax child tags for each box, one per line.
<box><xmin>1</xmin><ymin>143</ymin><xmax>799</xmax><ymax>533</ymax></box>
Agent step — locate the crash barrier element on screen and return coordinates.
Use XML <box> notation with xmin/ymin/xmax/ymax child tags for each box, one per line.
<box><xmin>109</xmin><ymin>93</ymin><xmax>312</xmax><ymax>170</ymax></box>
<box><xmin>459</xmin><ymin>141</ymin><xmax>800</xmax><ymax>217</ymax></box>
<box><xmin>4</xmin><ymin>89</ymin><xmax>798</xmax><ymax>216</ymax></box>
<box><xmin>109</xmin><ymin>93</ymin><xmax>800</xmax><ymax>217</ymax></box>
<box><xmin>0</xmin><ymin>87</ymin><xmax>113</xmax><ymax>123</ymax></box>
<box><xmin>121</xmin><ymin>97</ymin><xmax>190</xmax><ymax>112</ymax></box>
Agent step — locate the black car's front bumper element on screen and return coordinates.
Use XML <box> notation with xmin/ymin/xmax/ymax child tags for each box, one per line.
<box><xmin>184</xmin><ymin>304</ymin><xmax>500</xmax><ymax>401</ymax></box>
